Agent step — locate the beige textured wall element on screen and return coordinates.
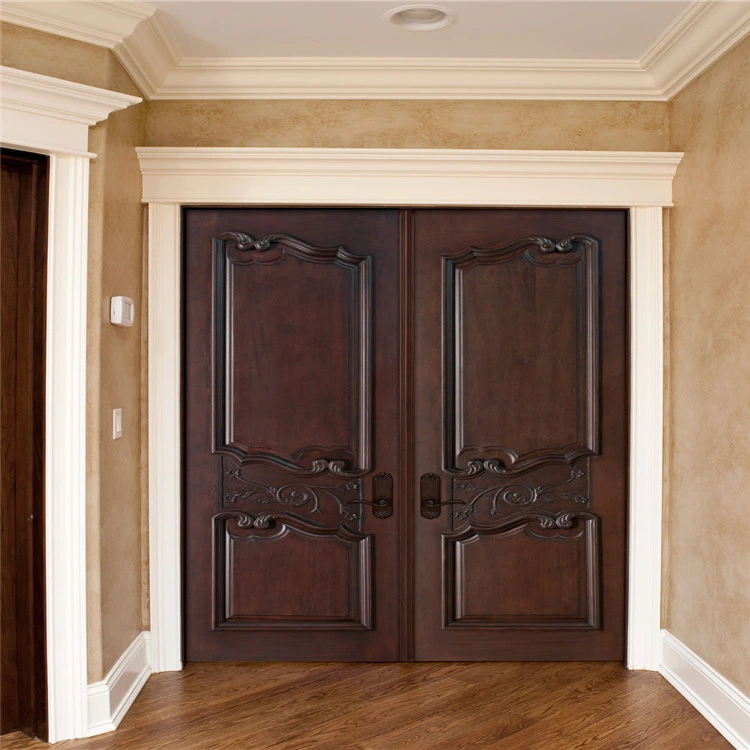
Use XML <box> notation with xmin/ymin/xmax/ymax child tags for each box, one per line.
<box><xmin>0</xmin><ymin>22</ymin><xmax>138</xmax><ymax>96</ymax></box>
<box><xmin>667</xmin><ymin>34</ymin><xmax>750</xmax><ymax>695</ymax></box>
<box><xmin>1</xmin><ymin>23</ymin><xmax>147</xmax><ymax>682</ymax></box>
<box><xmin>145</xmin><ymin>99</ymin><xmax>669</xmax><ymax>150</ymax></box>
<box><xmin>88</xmin><ymin>103</ymin><xmax>147</xmax><ymax>680</ymax></box>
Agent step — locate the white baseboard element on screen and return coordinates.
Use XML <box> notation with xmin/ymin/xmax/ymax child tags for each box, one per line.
<box><xmin>659</xmin><ymin>630</ymin><xmax>750</xmax><ymax>750</ymax></box>
<box><xmin>87</xmin><ymin>631</ymin><xmax>152</xmax><ymax>737</ymax></box>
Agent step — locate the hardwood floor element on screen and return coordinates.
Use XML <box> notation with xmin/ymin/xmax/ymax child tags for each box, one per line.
<box><xmin>2</xmin><ymin>662</ymin><xmax>729</xmax><ymax>749</ymax></box>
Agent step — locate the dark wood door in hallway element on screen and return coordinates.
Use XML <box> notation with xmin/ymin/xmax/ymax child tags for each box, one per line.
<box><xmin>184</xmin><ymin>209</ymin><xmax>403</xmax><ymax>662</ymax></box>
<box><xmin>413</xmin><ymin>210</ymin><xmax>628</xmax><ymax>661</ymax></box>
<box><xmin>1</xmin><ymin>662</ymin><xmax>731</xmax><ymax>749</ymax></box>
<box><xmin>183</xmin><ymin>208</ymin><xmax>627</xmax><ymax>663</ymax></box>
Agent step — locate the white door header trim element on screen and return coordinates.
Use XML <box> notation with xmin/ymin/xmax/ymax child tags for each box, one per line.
<box><xmin>137</xmin><ymin>147</ymin><xmax>682</xmax><ymax>207</ymax></box>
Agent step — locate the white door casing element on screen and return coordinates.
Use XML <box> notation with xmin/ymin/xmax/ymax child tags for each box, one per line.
<box><xmin>1</xmin><ymin>65</ymin><xmax>140</xmax><ymax>742</ymax></box>
<box><xmin>137</xmin><ymin>147</ymin><xmax>681</xmax><ymax>673</ymax></box>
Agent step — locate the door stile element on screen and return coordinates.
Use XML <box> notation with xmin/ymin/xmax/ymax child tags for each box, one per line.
<box><xmin>398</xmin><ymin>209</ymin><xmax>415</xmax><ymax>662</ymax></box>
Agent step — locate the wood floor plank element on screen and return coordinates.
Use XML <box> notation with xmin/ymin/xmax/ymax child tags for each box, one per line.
<box><xmin>0</xmin><ymin>663</ymin><xmax>731</xmax><ymax>749</ymax></box>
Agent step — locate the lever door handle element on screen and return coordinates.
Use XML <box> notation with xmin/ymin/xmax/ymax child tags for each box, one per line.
<box><xmin>420</xmin><ymin>473</ymin><xmax>466</xmax><ymax>519</ymax></box>
<box><xmin>349</xmin><ymin>472</ymin><xmax>393</xmax><ymax>519</ymax></box>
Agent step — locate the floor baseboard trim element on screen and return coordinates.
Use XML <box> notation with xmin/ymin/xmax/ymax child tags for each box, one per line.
<box><xmin>87</xmin><ymin>631</ymin><xmax>152</xmax><ymax>737</ymax></box>
<box><xmin>659</xmin><ymin>630</ymin><xmax>750</xmax><ymax>750</ymax></box>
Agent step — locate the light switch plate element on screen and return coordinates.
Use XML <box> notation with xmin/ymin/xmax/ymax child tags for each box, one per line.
<box><xmin>113</xmin><ymin>408</ymin><xmax>122</xmax><ymax>439</ymax></box>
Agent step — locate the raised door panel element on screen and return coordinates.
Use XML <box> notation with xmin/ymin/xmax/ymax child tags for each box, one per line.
<box><xmin>444</xmin><ymin>235</ymin><xmax>599</xmax><ymax>473</ymax></box>
<box><xmin>184</xmin><ymin>209</ymin><xmax>400</xmax><ymax>662</ymax></box>
<box><xmin>445</xmin><ymin>511</ymin><xmax>600</xmax><ymax>630</ymax></box>
<box><xmin>215</xmin><ymin>514</ymin><xmax>371</xmax><ymax>630</ymax></box>
<box><xmin>413</xmin><ymin>209</ymin><xmax>627</xmax><ymax>661</ymax></box>
<box><xmin>213</xmin><ymin>232</ymin><xmax>371</xmax><ymax>472</ymax></box>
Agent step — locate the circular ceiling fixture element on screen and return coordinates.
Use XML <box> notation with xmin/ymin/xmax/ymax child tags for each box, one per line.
<box><xmin>385</xmin><ymin>4</ymin><xmax>455</xmax><ymax>31</ymax></box>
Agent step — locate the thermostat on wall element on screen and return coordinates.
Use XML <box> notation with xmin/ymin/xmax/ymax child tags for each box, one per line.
<box><xmin>110</xmin><ymin>296</ymin><xmax>135</xmax><ymax>327</ymax></box>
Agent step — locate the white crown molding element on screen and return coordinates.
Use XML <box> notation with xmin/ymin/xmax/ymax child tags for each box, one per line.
<box><xmin>2</xmin><ymin>0</ymin><xmax>749</xmax><ymax>101</ymax></box>
<box><xmin>645</xmin><ymin>0</ymin><xmax>750</xmax><ymax>98</ymax></box>
<box><xmin>149</xmin><ymin>56</ymin><xmax>655</xmax><ymax>101</ymax></box>
<box><xmin>118</xmin><ymin>0</ymin><xmax>750</xmax><ymax>101</ymax></box>
<box><xmin>136</xmin><ymin>147</ymin><xmax>683</xmax><ymax>207</ymax></box>
<box><xmin>660</xmin><ymin>631</ymin><xmax>750</xmax><ymax>749</ymax></box>
<box><xmin>87</xmin><ymin>632</ymin><xmax>152</xmax><ymax>737</ymax></box>
<box><xmin>0</xmin><ymin>66</ymin><xmax>141</xmax><ymax>155</ymax></box>
<box><xmin>113</xmin><ymin>10</ymin><xmax>180</xmax><ymax>100</ymax></box>
<box><xmin>0</xmin><ymin>1</ymin><xmax>154</xmax><ymax>49</ymax></box>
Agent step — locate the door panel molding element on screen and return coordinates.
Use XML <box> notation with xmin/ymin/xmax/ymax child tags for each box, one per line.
<box><xmin>138</xmin><ymin>148</ymin><xmax>681</xmax><ymax>673</ymax></box>
<box><xmin>213</xmin><ymin>513</ymin><xmax>372</xmax><ymax>631</ymax></box>
<box><xmin>211</xmin><ymin>231</ymin><xmax>372</xmax><ymax>474</ymax></box>
<box><xmin>443</xmin><ymin>234</ymin><xmax>600</xmax><ymax>474</ymax></box>
<box><xmin>444</xmin><ymin>510</ymin><xmax>600</xmax><ymax>631</ymax></box>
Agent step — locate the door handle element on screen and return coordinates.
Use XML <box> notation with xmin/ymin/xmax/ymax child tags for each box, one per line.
<box><xmin>420</xmin><ymin>473</ymin><xmax>466</xmax><ymax>519</ymax></box>
<box><xmin>348</xmin><ymin>472</ymin><xmax>393</xmax><ymax>519</ymax></box>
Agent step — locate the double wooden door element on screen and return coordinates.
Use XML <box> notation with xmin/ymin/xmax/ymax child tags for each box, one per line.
<box><xmin>184</xmin><ymin>208</ymin><xmax>627</xmax><ymax>662</ymax></box>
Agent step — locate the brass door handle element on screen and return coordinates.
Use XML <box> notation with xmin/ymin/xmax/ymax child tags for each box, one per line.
<box><xmin>349</xmin><ymin>472</ymin><xmax>393</xmax><ymax>519</ymax></box>
<box><xmin>420</xmin><ymin>473</ymin><xmax>466</xmax><ymax>519</ymax></box>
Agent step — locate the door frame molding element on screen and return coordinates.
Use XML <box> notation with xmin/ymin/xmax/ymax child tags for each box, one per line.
<box><xmin>1</xmin><ymin>66</ymin><xmax>140</xmax><ymax>741</ymax></box>
<box><xmin>137</xmin><ymin>147</ymin><xmax>682</xmax><ymax>673</ymax></box>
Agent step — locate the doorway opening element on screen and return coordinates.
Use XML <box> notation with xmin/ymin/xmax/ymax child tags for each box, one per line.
<box><xmin>1</xmin><ymin>148</ymin><xmax>49</xmax><ymax>741</ymax></box>
<box><xmin>182</xmin><ymin>207</ymin><xmax>627</xmax><ymax>663</ymax></box>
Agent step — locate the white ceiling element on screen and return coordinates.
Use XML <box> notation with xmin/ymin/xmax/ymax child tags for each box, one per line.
<box><xmin>148</xmin><ymin>1</ymin><xmax>691</xmax><ymax>60</ymax></box>
<box><xmin>2</xmin><ymin>0</ymin><xmax>749</xmax><ymax>99</ymax></box>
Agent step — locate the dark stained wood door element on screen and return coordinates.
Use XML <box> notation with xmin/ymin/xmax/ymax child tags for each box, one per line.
<box><xmin>184</xmin><ymin>208</ymin><xmax>403</xmax><ymax>661</ymax></box>
<box><xmin>184</xmin><ymin>208</ymin><xmax>628</xmax><ymax>663</ymax></box>
<box><xmin>413</xmin><ymin>209</ymin><xmax>628</xmax><ymax>660</ymax></box>
<box><xmin>1</xmin><ymin>149</ymin><xmax>48</xmax><ymax>738</ymax></box>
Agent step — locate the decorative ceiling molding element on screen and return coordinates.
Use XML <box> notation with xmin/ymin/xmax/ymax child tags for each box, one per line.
<box><xmin>112</xmin><ymin>10</ymin><xmax>180</xmax><ymax>98</ymax></box>
<box><xmin>2</xmin><ymin>0</ymin><xmax>749</xmax><ymax>101</ymax></box>
<box><xmin>643</xmin><ymin>0</ymin><xmax>750</xmax><ymax>99</ymax></box>
<box><xmin>136</xmin><ymin>147</ymin><xmax>683</xmax><ymax>206</ymax></box>
<box><xmin>0</xmin><ymin>1</ymin><xmax>154</xmax><ymax>48</ymax></box>
<box><xmin>0</xmin><ymin>66</ymin><xmax>141</xmax><ymax>154</ymax></box>
<box><xmin>142</xmin><ymin>57</ymin><xmax>654</xmax><ymax>102</ymax></box>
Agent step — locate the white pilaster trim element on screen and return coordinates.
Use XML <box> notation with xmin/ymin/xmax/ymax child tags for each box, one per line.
<box><xmin>45</xmin><ymin>154</ymin><xmax>91</xmax><ymax>742</ymax></box>
<box><xmin>660</xmin><ymin>630</ymin><xmax>750</xmax><ymax>749</ymax></box>
<box><xmin>148</xmin><ymin>203</ymin><xmax>183</xmax><ymax>673</ymax></box>
<box><xmin>1</xmin><ymin>66</ymin><xmax>141</xmax><ymax>742</ymax></box>
<box><xmin>138</xmin><ymin>147</ymin><xmax>680</xmax><ymax>675</ymax></box>
<box><xmin>87</xmin><ymin>632</ymin><xmax>152</xmax><ymax>737</ymax></box>
<box><xmin>626</xmin><ymin>207</ymin><xmax>664</xmax><ymax>671</ymax></box>
<box><xmin>0</xmin><ymin>66</ymin><xmax>140</xmax><ymax>156</ymax></box>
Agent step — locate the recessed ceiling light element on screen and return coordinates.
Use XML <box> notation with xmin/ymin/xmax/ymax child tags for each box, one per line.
<box><xmin>385</xmin><ymin>5</ymin><xmax>455</xmax><ymax>32</ymax></box>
